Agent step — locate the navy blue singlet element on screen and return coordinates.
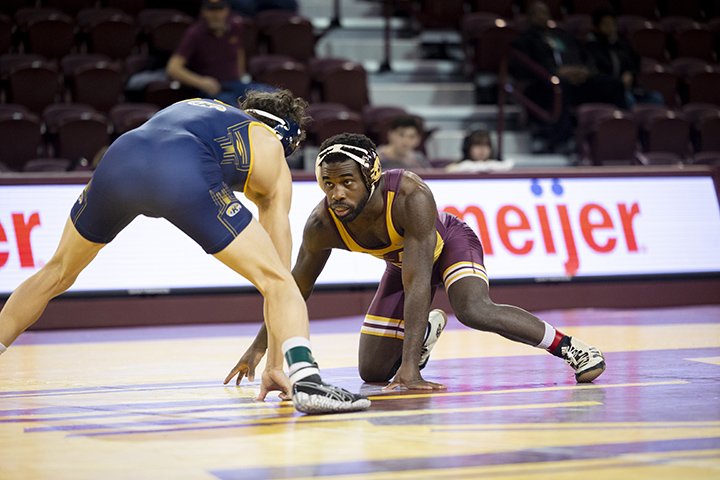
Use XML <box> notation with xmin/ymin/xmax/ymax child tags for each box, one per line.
<box><xmin>70</xmin><ymin>99</ymin><xmax>269</xmax><ymax>253</ymax></box>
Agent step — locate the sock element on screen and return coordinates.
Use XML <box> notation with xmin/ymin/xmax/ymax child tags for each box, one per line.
<box><xmin>0</xmin><ymin>342</ymin><xmax>6</xmax><ymax>356</ymax></box>
<box><xmin>536</xmin><ymin>322</ymin><xmax>567</xmax><ymax>356</ymax></box>
<box><xmin>282</xmin><ymin>337</ymin><xmax>321</xmax><ymax>384</ymax></box>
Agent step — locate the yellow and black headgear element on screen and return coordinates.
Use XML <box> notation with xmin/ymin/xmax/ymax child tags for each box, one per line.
<box><xmin>315</xmin><ymin>144</ymin><xmax>382</xmax><ymax>197</ymax></box>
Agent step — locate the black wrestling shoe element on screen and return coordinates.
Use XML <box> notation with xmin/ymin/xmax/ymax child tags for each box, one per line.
<box><xmin>292</xmin><ymin>381</ymin><xmax>371</xmax><ymax>414</ymax></box>
<box><xmin>558</xmin><ymin>336</ymin><xmax>606</xmax><ymax>383</ymax></box>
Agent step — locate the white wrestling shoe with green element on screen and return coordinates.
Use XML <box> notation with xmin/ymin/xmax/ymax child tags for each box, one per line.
<box><xmin>292</xmin><ymin>381</ymin><xmax>371</xmax><ymax>414</ymax></box>
<box><xmin>559</xmin><ymin>336</ymin><xmax>606</xmax><ymax>383</ymax></box>
<box><xmin>419</xmin><ymin>309</ymin><xmax>448</xmax><ymax>369</ymax></box>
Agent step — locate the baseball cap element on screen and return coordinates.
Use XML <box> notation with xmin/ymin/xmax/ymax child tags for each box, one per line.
<box><xmin>202</xmin><ymin>0</ymin><xmax>230</xmax><ymax>9</ymax></box>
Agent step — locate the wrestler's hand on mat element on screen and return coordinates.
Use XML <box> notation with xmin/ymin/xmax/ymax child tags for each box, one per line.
<box><xmin>384</xmin><ymin>363</ymin><xmax>446</xmax><ymax>391</ymax></box>
<box><xmin>257</xmin><ymin>368</ymin><xmax>292</xmax><ymax>401</ymax></box>
<box><xmin>223</xmin><ymin>347</ymin><xmax>266</xmax><ymax>386</ymax></box>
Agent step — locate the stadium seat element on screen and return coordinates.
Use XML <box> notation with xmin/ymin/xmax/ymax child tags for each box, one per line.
<box><xmin>0</xmin><ymin>103</ymin><xmax>31</xmax><ymax>116</ymax></box>
<box><xmin>362</xmin><ymin>105</ymin><xmax>409</xmax><ymax>146</ymax></box>
<box><xmin>659</xmin><ymin>16</ymin><xmax>699</xmax><ymax>34</ymax></box>
<box><xmin>48</xmin><ymin>110</ymin><xmax>111</xmax><ymax>165</ymax></box>
<box><xmin>0</xmin><ymin>110</ymin><xmax>44</xmax><ymax>171</ymax></box>
<box><xmin>306</xmin><ymin>109</ymin><xmax>364</xmax><ymax>146</ymax></box>
<box><xmin>44</xmin><ymin>0</ymin><xmax>95</xmax><ymax>15</ymax></box>
<box><xmin>664</xmin><ymin>0</ymin><xmax>704</xmax><ymax>19</ymax></box>
<box><xmin>103</xmin><ymin>0</ymin><xmax>146</xmax><ymax>16</ymax></box>
<box><xmin>109</xmin><ymin>102</ymin><xmax>158</xmax><ymax>136</ymax></box>
<box><xmin>82</xmin><ymin>11</ymin><xmax>138</xmax><ymax>60</ymax></box>
<box><xmin>22</xmin><ymin>12</ymin><xmax>76</xmax><ymax>60</ymax></box>
<box><xmin>257</xmin><ymin>13</ymin><xmax>315</xmax><ymax>63</ymax></box>
<box><xmin>618</xmin><ymin>0</ymin><xmax>658</xmax><ymax>19</ymax></box>
<box><xmin>138</xmin><ymin>9</ymin><xmax>193</xmax><ymax>61</ymax></box>
<box><xmin>634</xmin><ymin>105</ymin><xmax>691</xmax><ymax>160</ymax></box>
<box><xmin>672</xmin><ymin>26</ymin><xmax>715</xmax><ymax>62</ymax></box>
<box><xmin>68</xmin><ymin>61</ymin><xmax>125</xmax><ymax>112</ymax></box>
<box><xmin>462</xmin><ymin>14</ymin><xmax>518</xmax><ymax>75</ymax></box>
<box><xmin>692</xmin><ymin>151</ymin><xmax>720</xmax><ymax>165</ymax></box>
<box><xmin>0</xmin><ymin>53</ymin><xmax>45</xmax><ymax>80</ymax></box>
<box><xmin>14</xmin><ymin>7</ymin><xmax>62</xmax><ymax>28</ymax></box>
<box><xmin>235</xmin><ymin>15</ymin><xmax>258</xmax><ymax>58</ymax></box>
<box><xmin>145</xmin><ymin>15</ymin><xmax>193</xmax><ymax>59</ymax></box>
<box><xmin>0</xmin><ymin>0</ymin><xmax>35</xmax><ymax>16</ymax></box>
<box><xmin>143</xmin><ymin>79</ymin><xmax>195</xmax><ymax>108</ymax></box>
<box><xmin>641</xmin><ymin>151</ymin><xmax>684</xmax><ymax>164</ymax></box>
<box><xmin>306</xmin><ymin>102</ymin><xmax>351</xmax><ymax>123</ymax></box>
<box><xmin>468</xmin><ymin>0</ymin><xmax>515</xmax><ymax>18</ymax></box>
<box><xmin>22</xmin><ymin>157</ymin><xmax>72</xmax><ymax>172</ymax></box>
<box><xmin>248</xmin><ymin>54</ymin><xmax>295</xmax><ymax>77</ymax></box>
<box><xmin>5</xmin><ymin>61</ymin><xmax>61</xmax><ymax>113</ymax></box>
<box><xmin>682</xmin><ymin>103</ymin><xmax>720</xmax><ymax>153</ymax></box>
<box><xmin>251</xmin><ymin>57</ymin><xmax>311</xmax><ymax>100</ymax></box>
<box><xmin>576</xmin><ymin>102</ymin><xmax>620</xmax><ymax>128</ymax></box>
<box><xmin>76</xmin><ymin>7</ymin><xmax>125</xmax><ymax>28</ymax></box>
<box><xmin>584</xmin><ymin>114</ymin><xmax>639</xmax><ymax>165</ymax></box>
<box><xmin>310</xmin><ymin>58</ymin><xmax>370</xmax><ymax>113</ymax></box>
<box><xmin>413</xmin><ymin>0</ymin><xmax>466</xmax><ymax>30</ymax></box>
<box><xmin>687</xmin><ymin>71</ymin><xmax>720</xmax><ymax>106</ymax></box>
<box><xmin>60</xmin><ymin>52</ymin><xmax>112</xmax><ymax>78</ymax></box>
<box><xmin>567</xmin><ymin>0</ymin><xmax>610</xmax><ymax>15</ymax></box>
<box><xmin>636</xmin><ymin>68</ymin><xmax>680</xmax><ymax>107</ymax></box>
<box><xmin>43</xmin><ymin>103</ymin><xmax>97</xmax><ymax>135</ymax></box>
<box><xmin>629</xmin><ymin>25</ymin><xmax>667</xmax><ymax>62</ymax></box>
<box><xmin>617</xmin><ymin>15</ymin><xmax>653</xmax><ymax>37</ymax></box>
<box><xmin>560</xmin><ymin>14</ymin><xmax>593</xmax><ymax>41</ymax></box>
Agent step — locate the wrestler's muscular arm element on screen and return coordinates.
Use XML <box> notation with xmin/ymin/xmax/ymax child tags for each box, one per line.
<box><xmin>221</xmin><ymin>126</ymin><xmax>297</xmax><ymax>378</ymax></box>
<box><xmin>386</xmin><ymin>172</ymin><xmax>446</xmax><ymax>390</ymax></box>
<box><xmin>224</xmin><ymin>202</ymin><xmax>335</xmax><ymax>385</ymax></box>
<box><xmin>244</xmin><ymin>127</ymin><xmax>294</xmax><ymax>267</ymax></box>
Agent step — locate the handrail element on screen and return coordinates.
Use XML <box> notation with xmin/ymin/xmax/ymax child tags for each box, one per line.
<box><xmin>496</xmin><ymin>48</ymin><xmax>563</xmax><ymax>159</ymax></box>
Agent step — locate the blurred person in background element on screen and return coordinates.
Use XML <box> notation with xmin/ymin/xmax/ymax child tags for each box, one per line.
<box><xmin>446</xmin><ymin>129</ymin><xmax>514</xmax><ymax>172</ymax></box>
<box><xmin>166</xmin><ymin>0</ymin><xmax>274</xmax><ymax>106</ymax></box>
<box><xmin>512</xmin><ymin>1</ymin><xmax>626</xmax><ymax>153</ymax></box>
<box><xmin>584</xmin><ymin>6</ymin><xmax>664</xmax><ymax>108</ymax></box>
<box><xmin>377</xmin><ymin>115</ymin><xmax>432</xmax><ymax>170</ymax></box>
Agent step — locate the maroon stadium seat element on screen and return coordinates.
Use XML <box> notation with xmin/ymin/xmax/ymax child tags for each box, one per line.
<box><xmin>0</xmin><ymin>110</ymin><xmax>44</xmax><ymax>171</ymax></box>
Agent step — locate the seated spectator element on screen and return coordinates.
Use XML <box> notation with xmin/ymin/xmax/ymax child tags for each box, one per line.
<box><xmin>446</xmin><ymin>129</ymin><xmax>514</xmax><ymax>172</ymax></box>
<box><xmin>585</xmin><ymin>6</ymin><xmax>664</xmax><ymax>108</ymax></box>
<box><xmin>511</xmin><ymin>1</ymin><xmax>626</xmax><ymax>153</ymax></box>
<box><xmin>377</xmin><ymin>115</ymin><xmax>431</xmax><ymax>170</ymax></box>
<box><xmin>166</xmin><ymin>0</ymin><xmax>274</xmax><ymax>106</ymax></box>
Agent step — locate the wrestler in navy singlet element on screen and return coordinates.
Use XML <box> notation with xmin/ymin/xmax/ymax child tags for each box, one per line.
<box><xmin>71</xmin><ymin>99</ymin><xmax>273</xmax><ymax>253</ymax></box>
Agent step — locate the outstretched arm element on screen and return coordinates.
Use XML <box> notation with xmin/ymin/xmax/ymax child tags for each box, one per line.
<box><xmin>166</xmin><ymin>54</ymin><xmax>221</xmax><ymax>95</ymax></box>
<box><xmin>224</xmin><ymin>206</ymin><xmax>333</xmax><ymax>386</ymax></box>
<box><xmin>386</xmin><ymin>174</ymin><xmax>446</xmax><ymax>390</ymax></box>
<box><xmin>226</xmin><ymin>128</ymin><xmax>294</xmax><ymax>383</ymax></box>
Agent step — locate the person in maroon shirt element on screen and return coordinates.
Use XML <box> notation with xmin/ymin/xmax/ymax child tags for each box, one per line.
<box><xmin>166</xmin><ymin>0</ymin><xmax>273</xmax><ymax>106</ymax></box>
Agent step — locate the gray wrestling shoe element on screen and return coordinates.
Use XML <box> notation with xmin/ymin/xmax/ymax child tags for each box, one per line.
<box><xmin>558</xmin><ymin>336</ymin><xmax>606</xmax><ymax>383</ymax></box>
<box><xmin>419</xmin><ymin>309</ymin><xmax>448</xmax><ymax>369</ymax></box>
<box><xmin>292</xmin><ymin>381</ymin><xmax>371</xmax><ymax>414</ymax></box>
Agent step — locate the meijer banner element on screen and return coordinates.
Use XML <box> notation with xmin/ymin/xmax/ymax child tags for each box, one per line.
<box><xmin>1</xmin><ymin>176</ymin><xmax>719</xmax><ymax>295</ymax></box>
